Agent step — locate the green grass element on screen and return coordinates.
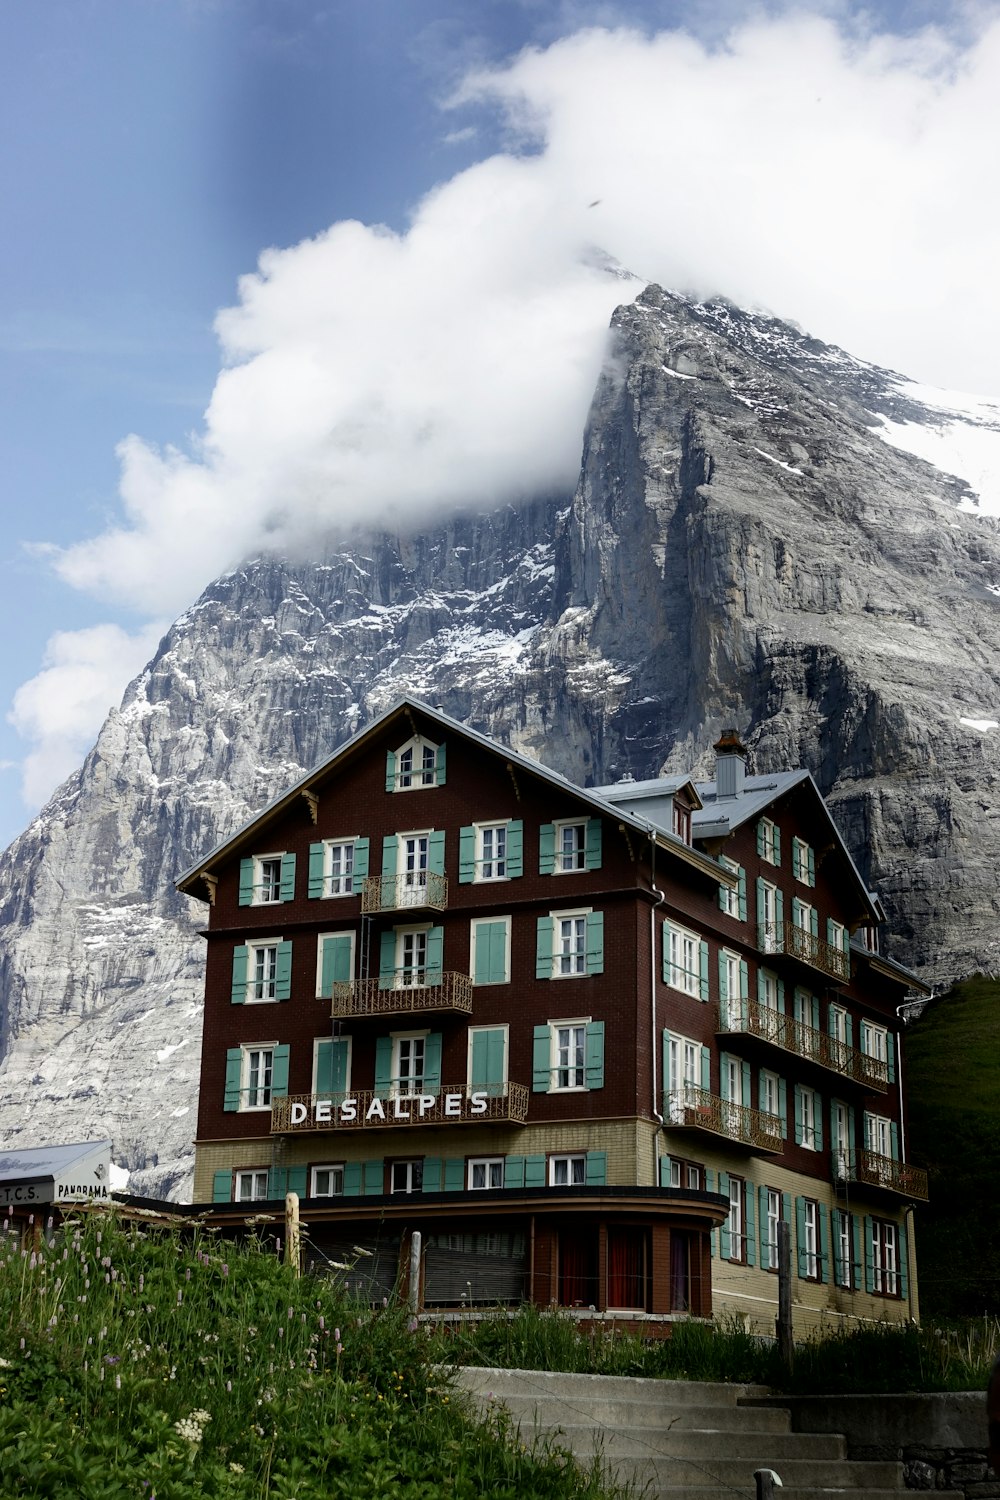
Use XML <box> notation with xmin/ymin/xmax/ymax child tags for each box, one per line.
<box><xmin>0</xmin><ymin>1211</ymin><xmax>620</xmax><ymax>1499</ymax></box>
<box><xmin>904</xmin><ymin>976</ymin><xmax>1000</xmax><ymax>1318</ymax></box>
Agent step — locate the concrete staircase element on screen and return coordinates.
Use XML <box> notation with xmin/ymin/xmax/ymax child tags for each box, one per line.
<box><xmin>451</xmin><ymin>1366</ymin><xmax>907</xmax><ymax>1499</ymax></box>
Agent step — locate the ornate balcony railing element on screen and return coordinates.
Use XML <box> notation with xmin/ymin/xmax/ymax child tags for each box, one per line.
<box><xmin>360</xmin><ymin>872</ymin><xmax>448</xmax><ymax>915</ymax></box>
<box><xmin>832</xmin><ymin>1147</ymin><xmax>929</xmax><ymax>1201</ymax></box>
<box><xmin>330</xmin><ymin>971</ymin><xmax>473</xmax><ymax>1019</ymax></box>
<box><xmin>717</xmin><ymin>997</ymin><xmax>888</xmax><ymax>1091</ymax></box>
<box><xmin>664</xmin><ymin>1085</ymin><xmax>784</xmax><ymax>1154</ymax></box>
<box><xmin>272</xmin><ymin>1081</ymin><xmax>530</xmax><ymax>1134</ymax></box>
<box><xmin>757</xmin><ymin>921</ymin><xmax>851</xmax><ymax>982</ymax></box>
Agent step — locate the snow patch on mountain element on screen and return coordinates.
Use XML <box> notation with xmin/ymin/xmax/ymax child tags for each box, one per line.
<box><xmin>874</xmin><ymin>381</ymin><xmax>1000</xmax><ymax>514</ymax></box>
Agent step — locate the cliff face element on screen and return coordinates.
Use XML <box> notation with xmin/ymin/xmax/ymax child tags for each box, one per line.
<box><xmin>2</xmin><ymin>285</ymin><xmax>998</xmax><ymax>1197</ymax></box>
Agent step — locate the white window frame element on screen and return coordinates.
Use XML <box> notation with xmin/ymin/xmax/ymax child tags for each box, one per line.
<box><xmin>549</xmin><ymin>1016</ymin><xmax>590</xmax><ymax>1092</ymax></box>
<box><xmin>829</xmin><ymin>1004</ymin><xmax>847</xmax><ymax>1044</ymax></box>
<box><xmin>391</xmin><ymin>1030</ymin><xmax>430</xmax><ymax>1096</ymax></box>
<box><xmin>664</xmin><ymin>921</ymin><xmax>702</xmax><ymax>998</ymax></box>
<box><xmin>832</xmin><ymin>1098</ymin><xmax>851</xmax><ymax>1177</ymax></box>
<box><xmin>800</xmin><ymin>1086</ymin><xmax>819</xmax><ymax>1151</ymax></box>
<box><xmin>665</xmin><ymin>1033</ymin><xmax>701</xmax><ymax>1121</ymax></box>
<box><xmin>872</xmin><ymin>1218</ymin><xmax>899</xmax><ymax>1296</ymax></box>
<box><xmin>766</xmin><ymin>1188</ymin><xmax>781</xmax><ymax>1270</ymax></box>
<box><xmin>726</xmin><ymin>1176</ymin><xmax>744</xmax><ymax>1262</ymax></box>
<box><xmin>549</xmin><ymin>1153</ymin><xmax>586</xmax><ymax>1187</ymax></box>
<box><xmin>686</xmin><ymin>1163</ymin><xmax>701</xmax><ymax>1189</ymax></box>
<box><xmin>393</xmin><ymin>737</ymin><xmax>438</xmax><ymax>791</ymax></box>
<box><xmin>234</xmin><ymin>1168</ymin><xmax>269</xmax><ymax>1202</ymax></box>
<box><xmin>553</xmin><ymin>819</ymin><xmax>587</xmax><ymax>874</ymax></box>
<box><xmin>828</xmin><ymin>918</ymin><xmax>848</xmax><ymax>954</ymax></box>
<box><xmin>469</xmin><ymin>916</ymin><xmax>511</xmax><ymax>986</ymax></box>
<box><xmin>668</xmin><ymin>1158</ymin><xmax>681</xmax><ymax>1188</ymax></box>
<box><xmin>310</xmin><ymin>1164</ymin><xmax>345</xmax><ymax>1198</ymax></box>
<box><xmin>792</xmin><ymin>836</ymin><xmax>814</xmax><ymax>886</ymax></box>
<box><xmin>246</xmin><ymin>937</ymin><xmax>282</xmax><ymax>1004</ymax></box>
<box><xmin>474</xmin><ymin>822</ymin><xmax>509</xmax><ymax>882</ymax></box>
<box><xmin>390</xmin><ymin>1159</ymin><xmax>423</xmax><ymax>1194</ymax></box>
<box><xmin>722</xmin><ymin>950</ymin><xmax>746</xmax><ymax>1000</ymax></box>
<box><xmin>466</xmin><ymin>1023</ymin><xmax>509</xmax><ymax>1091</ymax></box>
<box><xmin>240</xmin><ymin>1043</ymin><xmax>277</xmax><ymax>1112</ymax></box>
<box><xmin>865</xmin><ymin>1111</ymin><xmax>892</xmax><ymax>1159</ymax></box>
<box><xmin>311</xmin><ymin>1035</ymin><xmax>352</xmax><ymax>1096</ymax></box>
<box><xmin>761</xmin><ymin>1070</ymin><xmax>780</xmax><ymax>1119</ymax></box>
<box><xmin>802</xmin><ymin>1199</ymin><xmax>819</xmax><ymax>1279</ymax></box>
<box><xmin>860</xmin><ymin>1020</ymin><xmax>888</xmax><ymax>1064</ymax></box>
<box><xmin>672</xmin><ymin>800</ymin><xmax>692</xmax><ymax>844</ymax></box>
<box><xmin>760</xmin><ymin>818</ymin><xmax>780</xmax><ymax>866</ymax></box>
<box><xmin>758</xmin><ymin>968</ymin><xmax>779</xmax><ymax>1011</ymax></box>
<box><xmin>252</xmin><ymin>853</ymin><xmax>284</xmax><ymax>906</ymax></box>
<box><xmin>551</xmin><ymin>908</ymin><xmax>591</xmax><ymax>978</ymax></box>
<box><xmin>314</xmin><ymin>931</ymin><xmax>356</xmax><ymax>999</ymax></box>
<box><xmin>759</xmin><ymin>881</ymin><xmax>779</xmax><ymax>951</ymax></box>
<box><xmin>467</xmin><ymin>1157</ymin><xmax>504</xmax><ymax>1190</ymax></box>
<box><xmin>835</xmin><ymin>1210</ymin><xmax>853</xmax><ymax>1289</ymax></box>
<box><xmin>719</xmin><ymin>856</ymin><xmax>741</xmax><ymax>917</ymax></box>
<box><xmin>793</xmin><ymin>899</ymin><xmax>815</xmax><ymax>933</ymax></box>
<box><xmin>396</xmin><ymin>829</ymin><xmax>432</xmax><ymax>905</ymax></box>
<box><xmin>395</xmin><ymin>924</ymin><xmax>432</xmax><ymax>988</ymax></box>
<box><xmin>321</xmin><ymin>838</ymin><xmax>358</xmax><ymax>898</ymax></box>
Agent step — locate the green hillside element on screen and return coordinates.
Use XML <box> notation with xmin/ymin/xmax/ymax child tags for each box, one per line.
<box><xmin>905</xmin><ymin>976</ymin><xmax>1000</xmax><ymax>1318</ymax></box>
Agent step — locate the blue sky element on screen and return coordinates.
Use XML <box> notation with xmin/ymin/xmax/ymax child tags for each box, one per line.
<box><xmin>2</xmin><ymin>0</ymin><xmax>998</xmax><ymax>848</ymax></box>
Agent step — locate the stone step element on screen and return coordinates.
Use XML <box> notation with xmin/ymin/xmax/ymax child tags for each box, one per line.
<box><xmin>529</xmin><ymin>1423</ymin><xmax>846</xmax><ymax>1461</ymax></box>
<box><xmin>645</xmin><ymin>1490</ymin><xmax>906</xmax><ymax>1500</ymax></box>
<box><xmin>592</xmin><ymin>1456</ymin><xmax>904</xmax><ymax>1489</ymax></box>
<box><xmin>452</xmin><ymin>1365</ymin><xmax>772</xmax><ymax>1405</ymax></box>
<box><xmin>460</xmin><ymin>1390</ymin><xmax>795</xmax><ymax>1432</ymax></box>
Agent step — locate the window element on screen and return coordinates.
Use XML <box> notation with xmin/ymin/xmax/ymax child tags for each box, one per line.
<box><xmin>398</xmin><ymin>928</ymin><xmax>428</xmax><ymax>987</ymax></box>
<box><xmin>243</xmin><ymin>1047</ymin><xmax>274</xmax><ymax>1110</ymax></box>
<box><xmin>760</xmin><ymin>1070</ymin><xmax>780</xmax><ymax>1120</ymax></box>
<box><xmin>468</xmin><ymin>1025</ymin><xmax>508</xmax><ymax>1097</ymax></box>
<box><xmin>828</xmin><ymin>918</ymin><xmax>847</xmax><ymax>953</ymax></box>
<box><xmin>718</xmin><ymin>856</ymin><xmax>744</xmax><ymax>919</ymax></box>
<box><xmin>861</xmin><ymin>1020</ymin><xmax>888</xmax><ymax>1065</ymax></box>
<box><xmin>686</xmin><ymin>1164</ymin><xmax>701</xmax><ymax>1189</ymax></box>
<box><xmin>865</xmin><ymin>1111</ymin><xmax>892</xmax><ymax>1159</ymax></box>
<box><xmin>239</xmin><ymin>852</ymin><xmax>295</xmax><ymax>906</ymax></box>
<box><xmin>311</xmin><ymin>1164</ymin><xmax>344</xmax><ymax>1198</ymax></box>
<box><xmin>720</xmin><ymin>950</ymin><xmax>747</xmax><ymax>1025</ymax></box>
<box><xmin>834</xmin><ymin>1209</ymin><xmax>854</xmax><ymax>1289</ymax></box>
<box><xmin>470</xmin><ymin>917</ymin><xmax>510</xmax><ymax>986</ymax></box>
<box><xmin>758</xmin><ymin>967</ymin><xmax>779</xmax><ymax>1011</ymax></box>
<box><xmin>478</xmin><ymin>824</ymin><xmax>507</xmax><ymax>879</ymax></box>
<box><xmin>459</xmin><ymin>820</ymin><xmax>523</xmax><ymax>883</ymax></box>
<box><xmin>392</xmin><ymin>1033</ymin><xmax>427</xmax><ymax>1095</ymax></box>
<box><xmin>550</xmin><ymin>1154</ymin><xmax>586</xmax><ymax>1186</ymax></box>
<box><xmin>663</xmin><ymin>921</ymin><xmax>706</xmax><ymax>999</ymax></box>
<box><xmin>539</xmin><ymin>817</ymin><xmax>601</xmax><ymax>874</ymax></box>
<box><xmin>378</xmin><ymin>924</ymin><xmax>443</xmax><ymax>992</ymax></box>
<box><xmin>796</xmin><ymin>1085</ymin><xmax>821</xmax><ymax>1150</ymax></box>
<box><xmin>316</xmin><ymin>932</ymin><xmax>355</xmax><ymax>998</ymax></box>
<box><xmin>533</xmin><ymin>1019</ymin><xmax>603</xmax><ymax>1093</ymax></box>
<box><xmin>829</xmin><ymin>1004</ymin><xmax>847</xmax><ymax>1045</ymax></box>
<box><xmin>251</xmin><ymin>942</ymin><xmax>279</xmax><ymax>1002</ymax></box>
<box><xmin>235</xmin><ymin>1169</ymin><xmax>269</xmax><ymax>1202</ymax></box>
<box><xmin>831</xmin><ymin>1099</ymin><xmax>852</xmax><ymax>1178</ymax></box>
<box><xmin>556</xmin><ymin>820</ymin><xmax>586</xmax><ymax>872</ymax></box>
<box><xmin>231</xmin><ymin>937</ymin><xmax>293</xmax><ymax>1005</ymax></box>
<box><xmin>537</xmin><ymin>909</ymin><xmax>603</xmax><ymax>979</ymax></box>
<box><xmin>801</xmin><ymin>1199</ymin><xmax>819</xmax><ymax>1279</ymax></box>
<box><xmin>792</xmin><ymin>837</ymin><xmax>815</xmax><ymax>886</ymax></box>
<box><xmin>664</xmin><ymin>1157</ymin><xmax>703</xmax><ymax>1189</ymax></box>
<box><xmin>398</xmin><ymin>831</ymin><xmax>430</xmax><ymax>904</ymax></box>
<box><xmin>390</xmin><ymin>1160</ymin><xmax>423</xmax><ymax>1194</ymax></box>
<box><xmin>388</xmin><ymin>736</ymin><xmax>443</xmax><ymax>791</ymax></box>
<box><xmin>758</xmin><ymin>880</ymin><xmax>781</xmax><ymax>952</ymax></box>
<box><xmin>308</xmin><ymin>837</ymin><xmax>368</xmax><ymax>899</ymax></box>
<box><xmin>765</xmin><ymin>1188</ymin><xmax>782</xmax><ymax>1270</ymax></box>
<box><xmin>871</xmin><ymin>1218</ymin><xmax>899</xmax><ymax>1295</ymax></box>
<box><xmin>672</xmin><ymin>800</ymin><xmax>692</xmax><ymax>844</ymax></box>
<box><xmin>664</xmin><ymin>1032</ymin><xmax>703</xmax><ymax>1121</ymax></box>
<box><xmin>758</xmin><ymin>817</ymin><xmax>781</xmax><ymax>865</ymax></box>
<box><xmin>468</xmin><ymin>1158</ymin><xmax>504</xmax><ymax>1190</ymax></box>
<box><xmin>325</xmin><ymin>841</ymin><xmax>355</xmax><ymax>896</ymax></box>
<box><xmin>725</xmin><ymin>1176</ymin><xmax>744</xmax><ymax>1262</ymax></box>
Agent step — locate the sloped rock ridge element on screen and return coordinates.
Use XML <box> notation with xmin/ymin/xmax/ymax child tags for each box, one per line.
<box><xmin>2</xmin><ymin>285</ymin><xmax>999</xmax><ymax>1197</ymax></box>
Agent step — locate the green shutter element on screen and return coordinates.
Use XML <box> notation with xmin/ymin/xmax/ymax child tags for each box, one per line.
<box><xmin>756</xmin><ymin>877</ymin><xmax>766</xmax><ymax>928</ymax></box>
<box><xmin>524</xmin><ymin>1155</ymin><xmax>546</xmax><ymax>1188</ymax></box>
<box><xmin>818</xmin><ymin>1204</ymin><xmax>830</xmax><ymax>1283</ymax></box>
<box><xmin>315</xmin><ymin>1038</ymin><xmax>349</xmax><ymax>1095</ymax></box>
<box><xmin>887</xmin><ymin>1036</ymin><xmax>896</xmax><ymax>1083</ymax></box>
<box><xmin>374</xmin><ymin>1037</ymin><xmax>392</xmax><ymax>1095</ymax></box>
<box><xmin>474</xmin><ymin>921</ymin><xmax>507</xmax><ymax>985</ymax></box>
<box><xmin>279</xmin><ymin>852</ymin><xmax>296</xmax><ymax>902</ymax></box>
<box><xmin>428</xmin><ymin>830</ymin><xmax>445</xmax><ymax>876</ymax></box>
<box><xmin>745</xmin><ymin>1183</ymin><xmax>756</xmax><ymax>1267</ymax></box>
<box><xmin>585</xmin><ymin>1151</ymin><xmax>607</xmax><ymax>1186</ymax></box>
<box><xmin>435</xmin><ymin>742</ymin><xmax>446</xmax><ymax>786</ymax></box>
<box><xmin>423</xmin><ymin>1033</ymin><xmax>442</xmax><ymax>1093</ymax></box>
<box><xmin>705</xmin><ymin>1168</ymin><xmax>716</xmax><ymax>1257</ymax></box>
<box><xmin>720</xmin><ymin>1052</ymin><xmax>733</xmax><ymax>1101</ymax></box>
<box><xmin>443</xmin><ymin>1158</ymin><xmax>464</xmax><ymax>1192</ymax></box>
<box><xmin>737</xmin><ymin>867</ymin><xmax>748</xmax><ymax>921</ymax></box>
<box><xmin>352</xmin><ymin>837</ymin><xmax>369</xmax><ymax>893</ymax></box>
<box><xmin>756</xmin><ymin>821</ymin><xmax>766</xmax><ymax>857</ymax></box>
<box><xmin>287</xmin><ymin>1167</ymin><xmax>307</xmax><ymax>1198</ymax></box>
<box><xmin>810</xmin><ymin>994</ymin><xmax>820</xmax><ymax>1032</ymax></box>
<box><xmin>504</xmin><ymin>1157</ymin><xmax>525</xmax><ymax>1188</ymax></box>
<box><xmin>471</xmin><ymin>1028</ymin><xmax>506</xmax><ymax>1095</ymax></box>
<box><xmin>381</xmin><ymin>835</ymin><xmax>397</xmax><ymax>906</ymax></box>
<box><xmin>794</xmin><ymin>1086</ymin><xmax>803</xmax><ymax>1145</ymax></box>
<box><xmin>320</xmin><ymin>934</ymin><xmax>353</xmax><ymax>994</ymax></box>
<box><xmin>851</xmin><ymin>1214</ymin><xmax>862</xmax><ymax>1288</ymax></box>
<box><xmin>231</xmin><ymin>946</ymin><xmax>248</xmax><ymax>1005</ymax></box>
<box><xmin>741</xmin><ymin>1060</ymin><xmax>751</xmax><ymax>1108</ymax></box>
<box><xmin>275</xmin><ymin>940</ymin><xmax>293</xmax><ymax>1001</ymax></box>
<box><xmin>238</xmin><ymin>858</ymin><xmax>255</xmax><ymax>906</ymax></box>
<box><xmin>539</xmin><ymin>823</ymin><xmax>555</xmax><ymax>875</ymax></box>
<box><xmin>268</xmin><ymin>1167</ymin><xmax>287</xmax><ymax>1199</ymax></box>
<box><xmin>659</xmin><ymin>1155</ymin><xmax>673</xmax><ymax>1188</ymax></box>
<box><xmin>363</xmin><ymin>1160</ymin><xmax>383</xmax><ymax>1196</ymax></box>
<box><xmin>718</xmin><ymin>951</ymin><xmax>729</xmax><ymax>1004</ymax></box>
<box><xmin>890</xmin><ymin>1122</ymin><xmax>899</xmax><ymax>1161</ymax></box>
<box><xmin>773</xmin><ymin>825</ymin><xmax>781</xmax><ymax>864</ymax></box>
<box><xmin>423</xmin><ymin>1158</ymin><xmax>442</xmax><ymax>1192</ymax></box>
<box><xmin>342</xmin><ymin>1162</ymin><xmax>362</xmax><ymax>1197</ymax></box>
<box><xmin>898</xmin><ymin>1218</ymin><xmax>909</xmax><ymax>1299</ymax></box>
<box><xmin>223</xmin><ymin>1048</ymin><xmax>242</xmax><ymax>1111</ymax></box>
<box><xmin>795</xmin><ymin>1197</ymin><xmax>807</xmax><ymax>1277</ymax></box>
<box><xmin>506</xmin><ymin>820</ymin><xmax>523</xmax><ymax>877</ymax></box>
<box><xmin>585</xmin><ymin>818</ymin><xmax>602</xmax><ymax>870</ymax></box>
<box><xmin>758</xmin><ymin>1185</ymin><xmax>770</xmax><ymax>1269</ymax></box>
<box><xmin>535</xmin><ymin>917</ymin><xmax>554</xmax><ymax>979</ymax></box>
<box><xmin>458</xmin><ymin>826</ymin><xmax>475</xmax><ymax>883</ymax></box>
<box><xmin>775</xmin><ymin>977</ymin><xmax>785</xmax><ymax>1013</ymax></box>
<box><xmin>271</xmin><ymin>1045</ymin><xmax>290</xmax><ymax>1099</ymax></box>
<box><xmin>378</xmin><ymin>930</ymin><xmax>396</xmax><ymax>990</ymax></box>
<box><xmin>213</xmin><ymin>1170</ymin><xmax>233</xmax><ymax>1203</ymax></box>
<box><xmin>774</xmin><ymin>888</ymin><xmax>784</xmax><ymax>930</ymax></box>
<box><xmin>662</xmin><ymin>921</ymin><xmax>671</xmax><ymax>983</ymax></box>
<box><xmin>792</xmin><ymin>896</ymin><xmax>802</xmax><ymax>929</ymax></box>
<box><xmin>700</xmin><ymin>1045</ymin><xmax>711</xmax><ymax>1091</ymax></box>
<box><xmin>778</xmin><ymin>1077</ymin><xmax>788</xmax><ymax>1137</ymax></box>
<box><xmin>810</xmin><ymin>906</ymin><xmax>818</xmax><ymax>939</ymax></box>
<box><xmin>864</xmin><ymin>1216</ymin><xmax>875</xmax><ymax>1292</ymax></box>
<box><xmin>532</xmin><ymin>1024</ymin><xmax>551</xmax><ymax>1091</ymax></box>
<box><xmin>308</xmin><ymin>843</ymin><xmax>325</xmax><ymax>898</ymax></box>
<box><xmin>585</xmin><ymin>1021</ymin><xmax>604</xmax><ymax>1089</ymax></box>
<box><xmin>719</xmin><ymin>1172</ymin><xmax>731</xmax><ymax>1258</ymax></box>
<box><xmin>585</xmin><ymin>911</ymin><xmax>604</xmax><ymax>975</ymax></box>
<box><xmin>845</xmin><ymin>1011</ymin><xmax>854</xmax><ymax>1047</ymax></box>
<box><xmin>425</xmin><ymin>926</ymin><xmax>444</xmax><ymax>983</ymax></box>
<box><xmin>385</xmin><ymin>751</ymin><xmax>396</xmax><ymax>791</ymax></box>
<box><xmin>699</xmin><ymin>940</ymin><xmax>709</xmax><ymax>1000</ymax></box>
<box><xmin>718</xmin><ymin>881</ymin><xmax>728</xmax><ymax>914</ymax></box>
<box><xmin>807</xmin><ymin>846</ymin><xmax>815</xmax><ymax>885</ymax></box>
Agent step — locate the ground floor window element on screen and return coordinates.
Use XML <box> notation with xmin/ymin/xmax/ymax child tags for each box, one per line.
<box><xmin>235</xmin><ymin>1169</ymin><xmax>269</xmax><ymax>1202</ymax></box>
<box><xmin>871</xmin><ymin>1217</ymin><xmax>899</xmax><ymax>1295</ymax></box>
<box><xmin>550</xmin><ymin>1153</ymin><xmax>586</xmax><ymax>1186</ymax></box>
<box><xmin>311</xmin><ymin>1164</ymin><xmax>344</xmax><ymax>1198</ymax></box>
<box><xmin>670</xmin><ymin>1230</ymin><xmax>692</xmax><ymax>1311</ymax></box>
<box><xmin>559</xmin><ymin>1232</ymin><xmax>597</xmax><ymax>1306</ymax></box>
<box><xmin>389</xmin><ymin>1160</ymin><xmax>423</xmax><ymax>1194</ymax></box>
<box><xmin>607</xmin><ymin>1228</ymin><xmax>649</xmax><ymax>1310</ymax></box>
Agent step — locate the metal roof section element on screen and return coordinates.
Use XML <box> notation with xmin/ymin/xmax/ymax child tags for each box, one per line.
<box><xmin>176</xmin><ymin>697</ymin><xmax>733</xmax><ymax>898</ymax></box>
<box><xmin>0</xmin><ymin>1139</ymin><xmax>113</xmax><ymax>1208</ymax></box>
<box><xmin>851</xmin><ymin>941</ymin><xmax>931</xmax><ymax>996</ymax></box>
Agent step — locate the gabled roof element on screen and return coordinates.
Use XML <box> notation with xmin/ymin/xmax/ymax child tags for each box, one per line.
<box><xmin>0</xmin><ymin>1139</ymin><xmax>112</xmax><ymax>1185</ymax></box>
<box><xmin>176</xmin><ymin>697</ymin><xmax>731</xmax><ymax>899</ymax></box>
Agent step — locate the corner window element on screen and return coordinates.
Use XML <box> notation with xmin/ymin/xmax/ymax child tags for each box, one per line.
<box><xmin>311</xmin><ymin>1164</ymin><xmax>344</xmax><ymax>1198</ymax></box>
<box><xmin>390</xmin><ymin>1160</ymin><xmax>423</xmax><ymax>1194</ymax></box>
<box><xmin>718</xmin><ymin>856</ymin><xmax>743</xmax><ymax>919</ymax></box>
<box><xmin>555</xmin><ymin>820</ymin><xmax>586</xmax><ymax>873</ymax></box>
<box><xmin>242</xmin><ymin>1046</ymin><xmax>275</xmax><ymax>1110</ymax></box>
<box><xmin>389</xmin><ymin>737</ymin><xmax>443</xmax><ymax>791</ymax></box>
<box><xmin>549</xmin><ymin>1154</ymin><xmax>586</xmax><ymax>1187</ymax></box>
<box><xmin>235</xmin><ymin>1169</ymin><xmax>269</xmax><ymax>1202</ymax></box>
<box><xmin>468</xmin><ymin>1158</ymin><xmax>504</xmax><ymax>1190</ymax></box>
<box><xmin>861</xmin><ymin>1021</ymin><xmax>888</xmax><ymax>1064</ymax></box>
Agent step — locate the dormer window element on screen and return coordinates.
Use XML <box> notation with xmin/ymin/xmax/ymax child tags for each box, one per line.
<box><xmin>672</xmin><ymin>799</ymin><xmax>692</xmax><ymax>844</ymax></box>
<box><xmin>387</xmin><ymin>736</ymin><xmax>446</xmax><ymax>791</ymax></box>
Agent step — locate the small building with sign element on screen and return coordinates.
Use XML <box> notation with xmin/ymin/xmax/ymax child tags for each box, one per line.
<box><xmin>0</xmin><ymin>1139</ymin><xmax>113</xmax><ymax>1237</ymax></box>
<box><xmin>178</xmin><ymin>700</ymin><xmax>929</xmax><ymax>1333</ymax></box>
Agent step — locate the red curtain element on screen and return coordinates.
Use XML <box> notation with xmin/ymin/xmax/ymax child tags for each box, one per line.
<box><xmin>559</xmin><ymin>1235</ymin><xmax>595</xmax><ymax>1306</ymax></box>
<box><xmin>608</xmin><ymin>1229</ymin><xmax>646</xmax><ymax>1309</ymax></box>
<box><xmin>670</xmin><ymin>1231</ymin><xmax>690</xmax><ymax>1311</ymax></box>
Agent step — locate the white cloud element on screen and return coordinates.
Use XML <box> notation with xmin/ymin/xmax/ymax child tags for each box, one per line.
<box><xmin>14</xmin><ymin>8</ymin><xmax>1000</xmax><ymax>809</ymax></box>
<box><xmin>8</xmin><ymin>623</ymin><xmax>166</xmax><ymax>807</ymax></box>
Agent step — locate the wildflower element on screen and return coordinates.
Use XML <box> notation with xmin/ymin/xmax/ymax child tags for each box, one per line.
<box><xmin>185</xmin><ymin>1268</ymin><xmax>191</xmax><ymax>1281</ymax></box>
<box><xmin>115</xmin><ymin>1374</ymin><xmax>121</xmax><ymax>1390</ymax></box>
<box><xmin>333</xmin><ymin>1328</ymin><xmax>340</xmax><ymax>1343</ymax></box>
<box><xmin>177</xmin><ymin>1291</ymin><xmax>183</xmax><ymax>1305</ymax></box>
<box><xmin>222</xmin><ymin>1264</ymin><xmax>229</xmax><ymax>1278</ymax></box>
<box><xmin>229</xmin><ymin>1463</ymin><xmax>244</xmax><ymax>1474</ymax></box>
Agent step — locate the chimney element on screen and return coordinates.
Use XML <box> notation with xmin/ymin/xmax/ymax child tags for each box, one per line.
<box><xmin>714</xmin><ymin>729</ymin><xmax>748</xmax><ymax>800</ymax></box>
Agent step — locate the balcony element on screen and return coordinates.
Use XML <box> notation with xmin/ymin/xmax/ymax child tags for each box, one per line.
<box><xmin>272</xmin><ymin>1081</ymin><xmax>530</xmax><ymax>1134</ymax></box>
<box><xmin>717</xmin><ymin>997</ymin><xmax>888</xmax><ymax>1092</ymax></box>
<box><xmin>758</xmin><ymin>921</ymin><xmax>851</xmax><ymax>983</ymax></box>
<box><xmin>833</xmin><ymin>1147</ymin><xmax>929</xmax><ymax>1201</ymax></box>
<box><xmin>360</xmin><ymin>872</ymin><xmax>448</xmax><ymax>915</ymax></box>
<box><xmin>330</xmin><ymin>971</ymin><xmax>473</xmax><ymax>1020</ymax></box>
<box><xmin>664</xmin><ymin>1085</ymin><xmax>784</xmax><ymax>1154</ymax></box>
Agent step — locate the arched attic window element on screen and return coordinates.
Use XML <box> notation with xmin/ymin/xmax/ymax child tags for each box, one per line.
<box><xmin>386</xmin><ymin>735</ymin><xmax>446</xmax><ymax>791</ymax></box>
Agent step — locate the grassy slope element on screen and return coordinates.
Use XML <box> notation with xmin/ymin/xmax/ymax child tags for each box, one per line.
<box><xmin>905</xmin><ymin>977</ymin><xmax>1000</xmax><ymax>1318</ymax></box>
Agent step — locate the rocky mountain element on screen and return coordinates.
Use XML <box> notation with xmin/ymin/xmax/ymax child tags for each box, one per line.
<box><xmin>2</xmin><ymin>284</ymin><xmax>1000</xmax><ymax>1200</ymax></box>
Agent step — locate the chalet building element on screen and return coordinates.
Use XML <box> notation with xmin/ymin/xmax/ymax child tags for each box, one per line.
<box><xmin>178</xmin><ymin>701</ymin><xmax>929</xmax><ymax>1334</ymax></box>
